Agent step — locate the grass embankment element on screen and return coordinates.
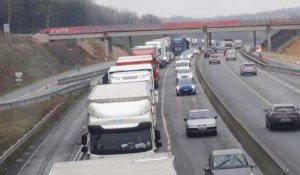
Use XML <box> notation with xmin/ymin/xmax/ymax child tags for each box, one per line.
<box><xmin>0</xmin><ymin>35</ymin><xmax>99</xmax><ymax>96</ymax></box>
<box><xmin>0</xmin><ymin>89</ymin><xmax>87</xmax><ymax>174</ymax></box>
<box><xmin>262</xmin><ymin>37</ymin><xmax>300</xmax><ymax>64</ymax></box>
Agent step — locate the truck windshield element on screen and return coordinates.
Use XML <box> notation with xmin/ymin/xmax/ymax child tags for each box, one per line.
<box><xmin>90</xmin><ymin>126</ymin><xmax>152</xmax><ymax>155</ymax></box>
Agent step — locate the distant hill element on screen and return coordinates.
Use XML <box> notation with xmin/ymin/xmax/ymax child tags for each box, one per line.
<box><xmin>163</xmin><ymin>7</ymin><xmax>300</xmax><ymax>22</ymax></box>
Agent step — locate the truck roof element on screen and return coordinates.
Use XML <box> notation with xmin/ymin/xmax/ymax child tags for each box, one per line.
<box><xmin>87</xmin><ymin>82</ymin><xmax>151</xmax><ymax>104</ymax></box>
<box><xmin>49</xmin><ymin>153</ymin><xmax>176</xmax><ymax>175</ymax></box>
<box><xmin>109</xmin><ymin>64</ymin><xmax>153</xmax><ymax>73</ymax></box>
<box><xmin>116</xmin><ymin>55</ymin><xmax>153</xmax><ymax>64</ymax></box>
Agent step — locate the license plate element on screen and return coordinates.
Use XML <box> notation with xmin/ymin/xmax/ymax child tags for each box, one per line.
<box><xmin>280</xmin><ymin>119</ymin><xmax>291</xmax><ymax>122</ymax></box>
<box><xmin>198</xmin><ymin>127</ymin><xmax>206</xmax><ymax>130</ymax></box>
<box><xmin>183</xmin><ymin>89</ymin><xmax>189</xmax><ymax>91</ymax></box>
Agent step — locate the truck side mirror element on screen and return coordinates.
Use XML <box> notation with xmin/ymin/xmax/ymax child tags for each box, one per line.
<box><xmin>81</xmin><ymin>146</ymin><xmax>88</xmax><ymax>154</ymax></box>
<box><xmin>203</xmin><ymin>166</ymin><xmax>210</xmax><ymax>172</ymax></box>
<box><xmin>81</xmin><ymin>134</ymin><xmax>87</xmax><ymax>145</ymax></box>
<box><xmin>154</xmin><ymin>90</ymin><xmax>159</xmax><ymax>104</ymax></box>
<box><xmin>102</xmin><ymin>72</ymin><xmax>108</xmax><ymax>84</ymax></box>
<box><xmin>155</xmin><ymin>141</ymin><xmax>162</xmax><ymax>148</ymax></box>
<box><xmin>155</xmin><ymin>129</ymin><xmax>161</xmax><ymax>141</ymax></box>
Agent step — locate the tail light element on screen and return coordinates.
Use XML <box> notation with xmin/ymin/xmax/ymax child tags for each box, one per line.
<box><xmin>290</xmin><ymin>113</ymin><xmax>300</xmax><ymax>118</ymax></box>
<box><xmin>271</xmin><ymin>113</ymin><xmax>282</xmax><ymax>118</ymax></box>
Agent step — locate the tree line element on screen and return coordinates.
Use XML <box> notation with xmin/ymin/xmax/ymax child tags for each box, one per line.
<box><xmin>0</xmin><ymin>0</ymin><xmax>161</xmax><ymax>32</ymax></box>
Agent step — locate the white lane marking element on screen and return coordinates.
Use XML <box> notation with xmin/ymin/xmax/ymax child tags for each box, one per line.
<box><xmin>220</xmin><ymin>59</ymin><xmax>272</xmax><ymax>106</ymax></box>
<box><xmin>161</xmin><ymin>64</ymin><xmax>173</xmax><ymax>153</ymax></box>
<box><xmin>238</xmin><ymin>53</ymin><xmax>300</xmax><ymax>96</ymax></box>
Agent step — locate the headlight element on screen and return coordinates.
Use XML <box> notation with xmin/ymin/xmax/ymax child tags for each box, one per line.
<box><xmin>192</xmin><ymin>85</ymin><xmax>195</xmax><ymax>89</ymax></box>
<box><xmin>163</xmin><ymin>56</ymin><xmax>167</xmax><ymax>60</ymax></box>
<box><xmin>176</xmin><ymin>86</ymin><xmax>180</xmax><ymax>90</ymax></box>
<box><xmin>188</xmin><ymin>75</ymin><xmax>193</xmax><ymax>78</ymax></box>
<box><xmin>187</xmin><ymin>124</ymin><xmax>197</xmax><ymax>128</ymax></box>
<box><xmin>249</xmin><ymin>172</ymin><xmax>255</xmax><ymax>175</ymax></box>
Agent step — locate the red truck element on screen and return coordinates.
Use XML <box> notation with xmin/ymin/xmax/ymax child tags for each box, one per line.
<box><xmin>130</xmin><ymin>46</ymin><xmax>160</xmax><ymax>88</ymax></box>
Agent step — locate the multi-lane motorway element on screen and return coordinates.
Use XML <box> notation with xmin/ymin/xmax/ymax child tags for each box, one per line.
<box><xmin>200</xmin><ymin>52</ymin><xmax>300</xmax><ymax>175</ymax></box>
<box><xmin>4</xmin><ymin>50</ymin><xmax>300</xmax><ymax>175</ymax></box>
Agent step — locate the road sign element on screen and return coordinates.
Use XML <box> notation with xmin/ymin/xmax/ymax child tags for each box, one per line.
<box><xmin>255</xmin><ymin>45</ymin><xmax>262</xmax><ymax>52</ymax></box>
<box><xmin>15</xmin><ymin>72</ymin><xmax>23</xmax><ymax>78</ymax></box>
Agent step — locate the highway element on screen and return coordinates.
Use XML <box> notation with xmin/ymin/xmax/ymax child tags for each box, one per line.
<box><xmin>200</xmin><ymin>51</ymin><xmax>300</xmax><ymax>175</ymax></box>
<box><xmin>5</xmin><ymin>57</ymin><xmax>262</xmax><ymax>175</ymax></box>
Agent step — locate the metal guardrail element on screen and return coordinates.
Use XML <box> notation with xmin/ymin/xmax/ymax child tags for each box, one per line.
<box><xmin>240</xmin><ymin>50</ymin><xmax>300</xmax><ymax>77</ymax></box>
<box><xmin>0</xmin><ymin>80</ymin><xmax>90</xmax><ymax>111</ymax></box>
<box><xmin>57</xmin><ymin>68</ymin><xmax>109</xmax><ymax>85</ymax></box>
<box><xmin>0</xmin><ymin>103</ymin><xmax>64</xmax><ymax>165</ymax></box>
<box><xmin>195</xmin><ymin>58</ymin><xmax>288</xmax><ymax>175</ymax></box>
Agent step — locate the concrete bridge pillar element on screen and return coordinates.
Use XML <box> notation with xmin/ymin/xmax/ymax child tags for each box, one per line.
<box><xmin>266</xmin><ymin>26</ymin><xmax>272</xmax><ymax>51</ymax></box>
<box><xmin>203</xmin><ymin>26</ymin><xmax>208</xmax><ymax>49</ymax></box>
<box><xmin>128</xmin><ymin>36</ymin><xmax>133</xmax><ymax>53</ymax></box>
<box><xmin>208</xmin><ymin>32</ymin><xmax>212</xmax><ymax>48</ymax></box>
<box><xmin>253</xmin><ymin>31</ymin><xmax>257</xmax><ymax>49</ymax></box>
<box><xmin>103</xmin><ymin>34</ymin><xmax>112</xmax><ymax>55</ymax></box>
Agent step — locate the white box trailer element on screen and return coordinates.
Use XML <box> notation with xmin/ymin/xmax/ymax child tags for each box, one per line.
<box><xmin>49</xmin><ymin>153</ymin><xmax>176</xmax><ymax>175</ymax></box>
<box><xmin>82</xmin><ymin>82</ymin><xmax>161</xmax><ymax>159</ymax></box>
<box><xmin>108</xmin><ymin>63</ymin><xmax>154</xmax><ymax>89</ymax></box>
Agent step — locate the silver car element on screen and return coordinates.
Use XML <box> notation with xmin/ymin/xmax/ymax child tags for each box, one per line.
<box><xmin>204</xmin><ymin>149</ymin><xmax>256</xmax><ymax>175</ymax></box>
<box><xmin>240</xmin><ymin>62</ymin><xmax>257</xmax><ymax>76</ymax></box>
<box><xmin>226</xmin><ymin>53</ymin><xmax>236</xmax><ymax>61</ymax></box>
<box><xmin>176</xmin><ymin>68</ymin><xmax>193</xmax><ymax>82</ymax></box>
<box><xmin>209</xmin><ymin>54</ymin><xmax>221</xmax><ymax>64</ymax></box>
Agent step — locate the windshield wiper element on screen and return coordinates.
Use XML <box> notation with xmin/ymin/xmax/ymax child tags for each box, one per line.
<box><xmin>233</xmin><ymin>155</ymin><xmax>245</xmax><ymax>166</ymax></box>
<box><xmin>216</xmin><ymin>159</ymin><xmax>231</xmax><ymax>168</ymax></box>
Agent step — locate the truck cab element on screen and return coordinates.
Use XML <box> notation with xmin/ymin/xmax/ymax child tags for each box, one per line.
<box><xmin>81</xmin><ymin>82</ymin><xmax>161</xmax><ymax>159</ymax></box>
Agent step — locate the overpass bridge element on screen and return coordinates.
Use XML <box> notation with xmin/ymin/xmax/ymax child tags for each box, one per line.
<box><xmin>39</xmin><ymin>18</ymin><xmax>300</xmax><ymax>54</ymax></box>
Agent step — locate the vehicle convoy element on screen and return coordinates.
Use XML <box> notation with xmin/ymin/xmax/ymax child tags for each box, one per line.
<box><xmin>171</xmin><ymin>37</ymin><xmax>190</xmax><ymax>56</ymax></box>
<box><xmin>153</xmin><ymin>38</ymin><xmax>174</xmax><ymax>62</ymax></box>
<box><xmin>184</xmin><ymin>109</ymin><xmax>218</xmax><ymax>137</ymax></box>
<box><xmin>145</xmin><ymin>40</ymin><xmax>167</xmax><ymax>68</ymax></box>
<box><xmin>265</xmin><ymin>103</ymin><xmax>300</xmax><ymax>130</ymax></box>
<box><xmin>240</xmin><ymin>62</ymin><xmax>257</xmax><ymax>76</ymax></box>
<box><xmin>81</xmin><ymin>82</ymin><xmax>161</xmax><ymax>159</ymax></box>
<box><xmin>204</xmin><ymin>149</ymin><xmax>256</xmax><ymax>175</ymax></box>
<box><xmin>49</xmin><ymin>153</ymin><xmax>177</xmax><ymax>175</ymax></box>
<box><xmin>175</xmin><ymin>78</ymin><xmax>196</xmax><ymax>96</ymax></box>
<box><xmin>130</xmin><ymin>47</ymin><xmax>160</xmax><ymax>88</ymax></box>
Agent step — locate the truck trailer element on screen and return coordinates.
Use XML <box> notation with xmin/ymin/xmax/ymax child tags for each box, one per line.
<box><xmin>81</xmin><ymin>82</ymin><xmax>161</xmax><ymax>159</ymax></box>
<box><xmin>49</xmin><ymin>153</ymin><xmax>176</xmax><ymax>175</ymax></box>
<box><xmin>130</xmin><ymin>47</ymin><xmax>160</xmax><ymax>88</ymax></box>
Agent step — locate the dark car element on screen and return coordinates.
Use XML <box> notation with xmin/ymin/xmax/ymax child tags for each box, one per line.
<box><xmin>204</xmin><ymin>49</ymin><xmax>215</xmax><ymax>58</ymax></box>
<box><xmin>175</xmin><ymin>78</ymin><xmax>196</xmax><ymax>96</ymax></box>
<box><xmin>265</xmin><ymin>103</ymin><xmax>300</xmax><ymax>130</ymax></box>
<box><xmin>204</xmin><ymin>149</ymin><xmax>256</xmax><ymax>175</ymax></box>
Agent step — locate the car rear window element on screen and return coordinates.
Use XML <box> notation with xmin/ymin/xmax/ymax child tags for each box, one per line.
<box><xmin>211</xmin><ymin>55</ymin><xmax>218</xmax><ymax>58</ymax></box>
<box><xmin>188</xmin><ymin>111</ymin><xmax>212</xmax><ymax>119</ymax></box>
<box><xmin>274</xmin><ymin>106</ymin><xmax>296</xmax><ymax>112</ymax></box>
<box><xmin>178</xmin><ymin>69</ymin><xmax>191</xmax><ymax>73</ymax></box>
<box><xmin>176</xmin><ymin>62</ymin><xmax>189</xmax><ymax>67</ymax></box>
<box><xmin>243</xmin><ymin>64</ymin><xmax>254</xmax><ymax>67</ymax></box>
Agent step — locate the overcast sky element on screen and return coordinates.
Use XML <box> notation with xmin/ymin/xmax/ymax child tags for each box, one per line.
<box><xmin>95</xmin><ymin>0</ymin><xmax>300</xmax><ymax>18</ymax></box>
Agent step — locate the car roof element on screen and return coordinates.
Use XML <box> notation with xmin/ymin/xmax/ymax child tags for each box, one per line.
<box><xmin>189</xmin><ymin>109</ymin><xmax>210</xmax><ymax>113</ymax></box>
<box><xmin>242</xmin><ymin>62</ymin><xmax>255</xmax><ymax>65</ymax></box>
<box><xmin>272</xmin><ymin>103</ymin><xmax>295</xmax><ymax>108</ymax></box>
<box><xmin>212</xmin><ymin>149</ymin><xmax>244</xmax><ymax>156</ymax></box>
<box><xmin>176</xmin><ymin>60</ymin><xmax>189</xmax><ymax>63</ymax></box>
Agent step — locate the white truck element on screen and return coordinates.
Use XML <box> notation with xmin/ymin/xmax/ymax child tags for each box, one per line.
<box><xmin>48</xmin><ymin>153</ymin><xmax>177</xmax><ymax>175</ymax></box>
<box><xmin>108</xmin><ymin>64</ymin><xmax>154</xmax><ymax>89</ymax></box>
<box><xmin>81</xmin><ymin>82</ymin><xmax>161</xmax><ymax>159</ymax></box>
<box><xmin>145</xmin><ymin>40</ymin><xmax>167</xmax><ymax>67</ymax></box>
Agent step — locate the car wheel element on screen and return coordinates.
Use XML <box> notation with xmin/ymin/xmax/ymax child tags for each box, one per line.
<box><xmin>269</xmin><ymin>124</ymin><xmax>274</xmax><ymax>131</ymax></box>
<box><xmin>234</xmin><ymin>58</ymin><xmax>237</xmax><ymax>61</ymax></box>
<box><xmin>218</xmin><ymin>61</ymin><xmax>221</xmax><ymax>64</ymax></box>
<box><xmin>186</xmin><ymin>129</ymin><xmax>191</xmax><ymax>137</ymax></box>
<box><xmin>213</xmin><ymin>130</ymin><xmax>218</xmax><ymax>136</ymax></box>
<box><xmin>193</xmin><ymin>90</ymin><xmax>197</xmax><ymax>95</ymax></box>
<box><xmin>240</xmin><ymin>73</ymin><xmax>243</xmax><ymax>76</ymax></box>
<box><xmin>254</xmin><ymin>73</ymin><xmax>257</xmax><ymax>76</ymax></box>
<box><xmin>176</xmin><ymin>92</ymin><xmax>179</xmax><ymax>96</ymax></box>
<box><xmin>209</xmin><ymin>62</ymin><xmax>211</xmax><ymax>64</ymax></box>
<box><xmin>226</xmin><ymin>58</ymin><xmax>228</xmax><ymax>61</ymax></box>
